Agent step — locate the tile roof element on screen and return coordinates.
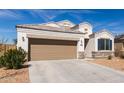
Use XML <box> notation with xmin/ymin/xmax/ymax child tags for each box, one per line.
<box><xmin>16</xmin><ymin>24</ymin><xmax>84</xmax><ymax>34</ymax></box>
<box><xmin>16</xmin><ymin>20</ymin><xmax>90</xmax><ymax>34</ymax></box>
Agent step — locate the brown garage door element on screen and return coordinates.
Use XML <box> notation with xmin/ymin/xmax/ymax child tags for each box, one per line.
<box><xmin>29</xmin><ymin>38</ymin><xmax>77</xmax><ymax>61</ymax></box>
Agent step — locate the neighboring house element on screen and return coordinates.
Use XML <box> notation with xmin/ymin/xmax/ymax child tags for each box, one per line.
<box><xmin>16</xmin><ymin>20</ymin><xmax>114</xmax><ymax>61</ymax></box>
<box><xmin>115</xmin><ymin>34</ymin><xmax>124</xmax><ymax>56</ymax></box>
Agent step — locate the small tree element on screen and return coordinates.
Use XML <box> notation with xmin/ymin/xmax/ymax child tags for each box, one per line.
<box><xmin>0</xmin><ymin>37</ymin><xmax>8</xmax><ymax>44</ymax></box>
<box><xmin>0</xmin><ymin>37</ymin><xmax>8</xmax><ymax>53</ymax></box>
<box><xmin>13</xmin><ymin>38</ymin><xmax>17</xmax><ymax>45</ymax></box>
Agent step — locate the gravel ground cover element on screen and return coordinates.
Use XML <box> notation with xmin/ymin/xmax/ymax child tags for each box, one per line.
<box><xmin>0</xmin><ymin>63</ymin><xmax>30</xmax><ymax>83</ymax></box>
<box><xmin>92</xmin><ymin>57</ymin><xmax>124</xmax><ymax>72</ymax></box>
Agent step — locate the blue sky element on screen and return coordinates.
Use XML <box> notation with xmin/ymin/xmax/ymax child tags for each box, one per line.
<box><xmin>0</xmin><ymin>9</ymin><xmax>124</xmax><ymax>44</ymax></box>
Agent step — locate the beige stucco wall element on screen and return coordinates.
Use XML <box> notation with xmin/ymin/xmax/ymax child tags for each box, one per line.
<box><xmin>115</xmin><ymin>43</ymin><xmax>123</xmax><ymax>50</ymax></box>
<box><xmin>95</xmin><ymin>31</ymin><xmax>114</xmax><ymax>52</ymax></box>
<box><xmin>79</xmin><ymin>23</ymin><xmax>93</xmax><ymax>38</ymax></box>
<box><xmin>16</xmin><ymin>27</ymin><xmax>114</xmax><ymax>59</ymax></box>
<box><xmin>115</xmin><ymin>43</ymin><xmax>124</xmax><ymax>56</ymax></box>
<box><xmin>84</xmin><ymin>37</ymin><xmax>95</xmax><ymax>57</ymax></box>
<box><xmin>17</xmin><ymin>28</ymin><xmax>84</xmax><ymax>39</ymax></box>
<box><xmin>17</xmin><ymin>32</ymin><xmax>28</xmax><ymax>52</ymax></box>
<box><xmin>17</xmin><ymin>28</ymin><xmax>84</xmax><ymax>53</ymax></box>
<box><xmin>84</xmin><ymin>31</ymin><xmax>114</xmax><ymax>58</ymax></box>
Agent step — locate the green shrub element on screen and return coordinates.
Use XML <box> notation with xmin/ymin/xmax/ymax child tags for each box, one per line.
<box><xmin>0</xmin><ymin>47</ymin><xmax>26</xmax><ymax>69</ymax></box>
<box><xmin>108</xmin><ymin>55</ymin><xmax>112</xmax><ymax>60</ymax></box>
<box><xmin>0</xmin><ymin>56</ymin><xmax>5</xmax><ymax>68</ymax></box>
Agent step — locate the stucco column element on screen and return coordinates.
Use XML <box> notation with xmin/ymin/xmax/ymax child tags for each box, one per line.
<box><xmin>112</xmin><ymin>38</ymin><xmax>114</xmax><ymax>52</ymax></box>
<box><xmin>77</xmin><ymin>37</ymin><xmax>84</xmax><ymax>59</ymax></box>
<box><xmin>95</xmin><ymin>37</ymin><xmax>98</xmax><ymax>51</ymax></box>
<box><xmin>25</xmin><ymin>37</ymin><xmax>28</xmax><ymax>53</ymax></box>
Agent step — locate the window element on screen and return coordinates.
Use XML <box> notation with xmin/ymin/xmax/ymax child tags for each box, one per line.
<box><xmin>22</xmin><ymin>37</ymin><xmax>25</xmax><ymax>42</ymax></box>
<box><xmin>84</xmin><ymin>28</ymin><xmax>88</xmax><ymax>31</ymax></box>
<box><xmin>98</xmin><ymin>39</ymin><xmax>112</xmax><ymax>50</ymax></box>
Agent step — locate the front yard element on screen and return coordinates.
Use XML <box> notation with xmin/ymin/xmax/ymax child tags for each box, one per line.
<box><xmin>0</xmin><ymin>63</ymin><xmax>30</xmax><ymax>83</ymax></box>
<box><xmin>0</xmin><ymin>47</ymin><xmax>30</xmax><ymax>83</ymax></box>
<box><xmin>0</xmin><ymin>57</ymin><xmax>124</xmax><ymax>83</ymax></box>
<box><xmin>92</xmin><ymin>57</ymin><xmax>124</xmax><ymax>72</ymax></box>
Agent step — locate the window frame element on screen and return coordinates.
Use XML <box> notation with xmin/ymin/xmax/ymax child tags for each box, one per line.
<box><xmin>98</xmin><ymin>38</ymin><xmax>112</xmax><ymax>51</ymax></box>
<box><xmin>22</xmin><ymin>37</ymin><xmax>25</xmax><ymax>42</ymax></box>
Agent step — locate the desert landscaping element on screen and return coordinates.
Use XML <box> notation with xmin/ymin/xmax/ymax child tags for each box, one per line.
<box><xmin>0</xmin><ymin>56</ymin><xmax>124</xmax><ymax>82</ymax></box>
<box><xmin>0</xmin><ymin>44</ymin><xmax>30</xmax><ymax>83</ymax></box>
<box><xmin>0</xmin><ymin>62</ymin><xmax>30</xmax><ymax>83</ymax></box>
<box><xmin>92</xmin><ymin>57</ymin><xmax>124</xmax><ymax>72</ymax></box>
<box><xmin>0</xmin><ymin>34</ymin><xmax>123</xmax><ymax>82</ymax></box>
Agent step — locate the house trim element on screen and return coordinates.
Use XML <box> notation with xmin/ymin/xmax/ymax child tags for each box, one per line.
<box><xmin>16</xmin><ymin>25</ymin><xmax>86</xmax><ymax>34</ymax></box>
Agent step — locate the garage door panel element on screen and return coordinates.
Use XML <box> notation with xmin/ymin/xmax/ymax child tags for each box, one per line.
<box><xmin>29</xmin><ymin>38</ymin><xmax>77</xmax><ymax>61</ymax></box>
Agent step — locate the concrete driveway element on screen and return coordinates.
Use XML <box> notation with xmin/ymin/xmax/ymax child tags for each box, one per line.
<box><xmin>29</xmin><ymin>59</ymin><xmax>124</xmax><ymax>83</ymax></box>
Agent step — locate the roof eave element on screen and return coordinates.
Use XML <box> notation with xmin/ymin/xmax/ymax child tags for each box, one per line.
<box><xmin>16</xmin><ymin>25</ymin><xmax>86</xmax><ymax>34</ymax></box>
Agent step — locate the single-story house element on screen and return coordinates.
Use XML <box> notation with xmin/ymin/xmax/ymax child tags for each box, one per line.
<box><xmin>115</xmin><ymin>34</ymin><xmax>124</xmax><ymax>56</ymax></box>
<box><xmin>16</xmin><ymin>20</ymin><xmax>114</xmax><ymax>61</ymax></box>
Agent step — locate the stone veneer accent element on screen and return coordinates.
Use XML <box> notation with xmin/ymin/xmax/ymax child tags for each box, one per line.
<box><xmin>92</xmin><ymin>51</ymin><xmax>114</xmax><ymax>58</ymax></box>
<box><xmin>78</xmin><ymin>52</ymin><xmax>85</xmax><ymax>59</ymax></box>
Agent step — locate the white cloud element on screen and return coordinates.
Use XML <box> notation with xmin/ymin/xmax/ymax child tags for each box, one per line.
<box><xmin>0</xmin><ymin>28</ymin><xmax>15</xmax><ymax>32</ymax></box>
<box><xmin>107</xmin><ymin>22</ymin><xmax>121</xmax><ymax>27</ymax></box>
<box><xmin>94</xmin><ymin>20</ymin><xmax>122</xmax><ymax>29</ymax></box>
<box><xmin>0</xmin><ymin>9</ymin><xmax>102</xmax><ymax>21</ymax></box>
<box><xmin>27</xmin><ymin>10</ymin><xmax>58</xmax><ymax>22</ymax></box>
<box><xmin>0</xmin><ymin>10</ymin><xmax>24</xmax><ymax>20</ymax></box>
<box><xmin>27</xmin><ymin>9</ymin><xmax>97</xmax><ymax>22</ymax></box>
